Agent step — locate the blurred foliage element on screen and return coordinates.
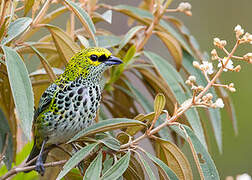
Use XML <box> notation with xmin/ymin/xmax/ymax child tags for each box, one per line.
<box><xmin>0</xmin><ymin>0</ymin><xmax>239</xmax><ymax>179</ymax></box>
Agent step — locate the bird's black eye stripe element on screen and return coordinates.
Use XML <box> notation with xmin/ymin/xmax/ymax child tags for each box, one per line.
<box><xmin>98</xmin><ymin>54</ymin><xmax>107</xmax><ymax>62</ymax></box>
<box><xmin>90</xmin><ymin>54</ymin><xmax>98</xmax><ymax>61</ymax></box>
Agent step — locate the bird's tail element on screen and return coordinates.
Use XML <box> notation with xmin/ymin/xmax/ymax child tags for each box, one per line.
<box><xmin>24</xmin><ymin>141</ymin><xmax>48</xmax><ymax>173</ymax></box>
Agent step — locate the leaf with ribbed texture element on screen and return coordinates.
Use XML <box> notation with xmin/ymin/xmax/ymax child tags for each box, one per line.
<box><xmin>124</xmin><ymin>79</ymin><xmax>153</xmax><ymax>112</ymax></box>
<box><xmin>56</xmin><ymin>143</ymin><xmax>99</xmax><ymax>180</ymax></box>
<box><xmin>46</xmin><ymin>25</ymin><xmax>80</xmax><ymax>64</ymax></box>
<box><xmin>101</xmin><ymin>151</ymin><xmax>131</xmax><ymax>180</ymax></box>
<box><xmin>182</xmin><ymin>50</ymin><xmax>222</xmax><ymax>153</ymax></box>
<box><xmin>0</xmin><ymin>109</ymin><xmax>13</xmax><ymax>170</ymax></box>
<box><xmin>144</xmin><ymin>51</ymin><xmax>207</xmax><ymax>148</ymax></box>
<box><xmin>155</xmin><ymin>138</ymin><xmax>193</xmax><ymax>180</ymax></box>
<box><xmin>24</xmin><ymin>0</ymin><xmax>34</xmax><ymax>15</ymax></box>
<box><xmin>98</xmin><ymin>136</ymin><xmax>121</xmax><ymax>151</ymax></box>
<box><xmin>83</xmin><ymin>151</ymin><xmax>103</xmax><ymax>180</ymax></box>
<box><xmin>63</xmin><ymin>0</ymin><xmax>97</xmax><ymax>45</ymax></box>
<box><xmin>1</xmin><ymin>17</ymin><xmax>32</xmax><ymax>45</ymax></box>
<box><xmin>156</xmin><ymin>31</ymin><xmax>183</xmax><ymax>70</ymax></box>
<box><xmin>89</xmin><ymin>35</ymin><xmax>121</xmax><ymax>48</ymax></box>
<box><xmin>117</xmin><ymin>26</ymin><xmax>144</xmax><ymax>53</ymax></box>
<box><xmin>136</xmin><ymin>152</ymin><xmax>157</xmax><ymax>180</ymax></box>
<box><xmin>171</xmin><ymin>125</ymin><xmax>220</xmax><ymax>180</ymax></box>
<box><xmin>112</xmin><ymin>5</ymin><xmax>193</xmax><ymax>55</ymax></box>
<box><xmin>69</xmin><ymin>118</ymin><xmax>146</xmax><ymax>142</ymax></box>
<box><xmin>29</xmin><ymin>45</ymin><xmax>57</xmax><ymax>82</ymax></box>
<box><xmin>145</xmin><ymin>151</ymin><xmax>179</xmax><ymax>180</ymax></box>
<box><xmin>2</xmin><ymin>46</ymin><xmax>34</xmax><ymax>140</ymax></box>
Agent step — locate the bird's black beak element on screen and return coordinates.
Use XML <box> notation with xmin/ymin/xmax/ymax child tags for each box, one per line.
<box><xmin>104</xmin><ymin>56</ymin><xmax>123</xmax><ymax>66</ymax></box>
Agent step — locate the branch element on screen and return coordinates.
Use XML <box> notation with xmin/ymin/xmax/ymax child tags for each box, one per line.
<box><xmin>0</xmin><ymin>160</ymin><xmax>66</xmax><ymax>180</ymax></box>
<box><xmin>0</xmin><ymin>133</ymin><xmax>9</xmax><ymax>162</ymax></box>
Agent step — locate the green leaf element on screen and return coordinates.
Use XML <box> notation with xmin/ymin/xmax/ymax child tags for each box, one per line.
<box><xmin>24</xmin><ymin>0</ymin><xmax>35</xmax><ymax>15</ymax></box>
<box><xmin>56</xmin><ymin>143</ymin><xmax>99</xmax><ymax>180</ymax></box>
<box><xmin>154</xmin><ymin>93</ymin><xmax>166</xmax><ymax>120</ymax></box>
<box><xmin>136</xmin><ymin>152</ymin><xmax>156</xmax><ymax>180</ymax></box>
<box><xmin>155</xmin><ymin>31</ymin><xmax>183</xmax><ymax>70</ymax></box>
<box><xmin>2</xmin><ymin>46</ymin><xmax>34</xmax><ymax>140</ymax></box>
<box><xmin>69</xmin><ymin>118</ymin><xmax>146</xmax><ymax>142</ymax></box>
<box><xmin>1</xmin><ymin>17</ymin><xmax>32</xmax><ymax>45</ymax></box>
<box><xmin>182</xmin><ymin>50</ymin><xmax>222</xmax><ymax>153</ymax></box>
<box><xmin>46</xmin><ymin>25</ymin><xmax>81</xmax><ymax>64</ymax></box>
<box><xmin>155</xmin><ymin>138</ymin><xmax>193</xmax><ymax>180</ymax></box>
<box><xmin>89</xmin><ymin>35</ymin><xmax>121</xmax><ymax>48</ymax></box>
<box><xmin>101</xmin><ymin>151</ymin><xmax>131</xmax><ymax>180</ymax></box>
<box><xmin>117</xmin><ymin>26</ymin><xmax>144</xmax><ymax>53</ymax></box>
<box><xmin>145</xmin><ymin>151</ymin><xmax>179</xmax><ymax>180</ymax></box>
<box><xmin>99</xmin><ymin>136</ymin><xmax>121</xmax><ymax>151</ymax></box>
<box><xmin>172</xmin><ymin>125</ymin><xmax>220</xmax><ymax>180</ymax></box>
<box><xmin>101</xmin><ymin>10</ymin><xmax>112</xmax><ymax>24</ymax></box>
<box><xmin>63</xmin><ymin>0</ymin><xmax>97</xmax><ymax>45</ymax></box>
<box><xmin>28</xmin><ymin>44</ymin><xmax>57</xmax><ymax>82</ymax></box>
<box><xmin>0</xmin><ymin>109</ymin><xmax>13</xmax><ymax>170</ymax></box>
<box><xmin>83</xmin><ymin>151</ymin><xmax>103</xmax><ymax>180</ymax></box>
<box><xmin>144</xmin><ymin>51</ymin><xmax>206</xmax><ymax>148</ymax></box>
<box><xmin>112</xmin><ymin>5</ymin><xmax>193</xmax><ymax>55</ymax></box>
<box><xmin>124</xmin><ymin>79</ymin><xmax>153</xmax><ymax>112</ymax></box>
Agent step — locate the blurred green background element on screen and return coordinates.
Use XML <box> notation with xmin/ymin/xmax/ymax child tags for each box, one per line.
<box><xmin>100</xmin><ymin>0</ymin><xmax>252</xmax><ymax>178</ymax></box>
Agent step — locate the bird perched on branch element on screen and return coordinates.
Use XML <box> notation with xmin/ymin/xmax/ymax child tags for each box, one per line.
<box><xmin>25</xmin><ymin>47</ymin><xmax>122</xmax><ymax>175</ymax></box>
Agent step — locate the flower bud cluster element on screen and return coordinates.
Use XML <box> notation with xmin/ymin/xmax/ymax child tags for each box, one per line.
<box><xmin>243</xmin><ymin>53</ymin><xmax>252</xmax><ymax>63</ymax></box>
<box><xmin>212</xmin><ymin>98</ymin><xmax>225</xmax><ymax>108</ymax></box>
<box><xmin>193</xmin><ymin>61</ymin><xmax>214</xmax><ymax>75</ymax></box>
<box><xmin>177</xmin><ymin>2</ymin><xmax>192</xmax><ymax>16</ymax></box>
<box><xmin>211</xmin><ymin>49</ymin><xmax>218</xmax><ymax>60</ymax></box>
<box><xmin>213</xmin><ymin>38</ymin><xmax>227</xmax><ymax>48</ymax></box>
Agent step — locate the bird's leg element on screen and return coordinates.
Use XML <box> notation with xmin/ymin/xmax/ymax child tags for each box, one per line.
<box><xmin>35</xmin><ymin>140</ymin><xmax>46</xmax><ymax>176</ymax></box>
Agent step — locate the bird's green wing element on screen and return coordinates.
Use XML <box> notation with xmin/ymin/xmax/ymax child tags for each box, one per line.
<box><xmin>34</xmin><ymin>83</ymin><xmax>58</xmax><ymax>120</ymax></box>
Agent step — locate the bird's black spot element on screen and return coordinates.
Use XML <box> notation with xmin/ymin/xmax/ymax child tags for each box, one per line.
<box><xmin>58</xmin><ymin>100</ymin><xmax>63</xmax><ymax>104</ymax></box>
<box><xmin>42</xmin><ymin>93</ymin><xmax>47</xmax><ymax>98</ymax></box>
<box><xmin>58</xmin><ymin>94</ymin><xmax>64</xmax><ymax>99</ymax></box>
<box><xmin>76</xmin><ymin>102</ymin><xmax>80</xmax><ymax>106</ymax></box>
<box><xmin>77</xmin><ymin>88</ymin><xmax>83</xmax><ymax>94</ymax></box>
<box><xmin>65</xmin><ymin>102</ymin><xmax>70</xmax><ymax>107</ymax></box>
<box><xmin>70</xmin><ymin>111</ymin><xmax>73</xmax><ymax>115</ymax></box>
<box><xmin>78</xmin><ymin>96</ymin><xmax>83</xmax><ymax>101</ymax></box>
<box><xmin>65</xmin><ymin>96</ymin><xmax>70</xmax><ymax>101</ymax></box>
<box><xmin>83</xmin><ymin>99</ymin><xmax>87</xmax><ymax>106</ymax></box>
<box><xmin>69</xmin><ymin>92</ymin><xmax>74</xmax><ymax>97</ymax></box>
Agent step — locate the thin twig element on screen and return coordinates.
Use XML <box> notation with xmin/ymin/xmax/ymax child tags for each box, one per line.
<box><xmin>0</xmin><ymin>160</ymin><xmax>66</xmax><ymax>180</ymax></box>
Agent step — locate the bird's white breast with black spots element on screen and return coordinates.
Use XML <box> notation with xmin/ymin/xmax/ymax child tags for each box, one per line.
<box><xmin>44</xmin><ymin>79</ymin><xmax>101</xmax><ymax>144</ymax></box>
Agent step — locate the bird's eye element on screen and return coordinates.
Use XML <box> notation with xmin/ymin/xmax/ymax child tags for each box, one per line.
<box><xmin>90</xmin><ymin>54</ymin><xmax>98</xmax><ymax>61</ymax></box>
<box><xmin>98</xmin><ymin>54</ymin><xmax>107</xmax><ymax>62</ymax></box>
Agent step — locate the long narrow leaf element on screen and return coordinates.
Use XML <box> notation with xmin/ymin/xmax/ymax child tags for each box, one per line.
<box><xmin>101</xmin><ymin>151</ymin><xmax>131</xmax><ymax>180</ymax></box>
<box><xmin>145</xmin><ymin>151</ymin><xmax>179</xmax><ymax>180</ymax></box>
<box><xmin>2</xmin><ymin>46</ymin><xmax>34</xmax><ymax>140</ymax></box>
<box><xmin>69</xmin><ymin>118</ymin><xmax>146</xmax><ymax>142</ymax></box>
<box><xmin>63</xmin><ymin>0</ymin><xmax>97</xmax><ymax>45</ymax></box>
<box><xmin>172</xmin><ymin>125</ymin><xmax>220</xmax><ymax>180</ymax></box>
<box><xmin>144</xmin><ymin>51</ymin><xmax>207</xmax><ymax>148</ymax></box>
<box><xmin>56</xmin><ymin>143</ymin><xmax>99</xmax><ymax>180</ymax></box>
<box><xmin>83</xmin><ymin>151</ymin><xmax>103</xmax><ymax>180</ymax></box>
<box><xmin>1</xmin><ymin>17</ymin><xmax>32</xmax><ymax>45</ymax></box>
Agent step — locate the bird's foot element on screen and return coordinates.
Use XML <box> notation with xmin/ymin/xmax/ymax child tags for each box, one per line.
<box><xmin>35</xmin><ymin>156</ymin><xmax>45</xmax><ymax>176</ymax></box>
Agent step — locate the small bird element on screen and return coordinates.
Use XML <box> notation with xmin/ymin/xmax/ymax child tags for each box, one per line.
<box><xmin>25</xmin><ymin>47</ymin><xmax>122</xmax><ymax>175</ymax></box>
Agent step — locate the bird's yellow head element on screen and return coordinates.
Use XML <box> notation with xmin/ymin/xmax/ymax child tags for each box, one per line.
<box><xmin>56</xmin><ymin>47</ymin><xmax>122</xmax><ymax>84</ymax></box>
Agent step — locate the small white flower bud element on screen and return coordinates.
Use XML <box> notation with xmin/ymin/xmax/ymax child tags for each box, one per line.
<box><xmin>234</xmin><ymin>24</ymin><xmax>244</xmax><ymax>37</ymax></box>
<box><xmin>193</xmin><ymin>61</ymin><xmax>200</xmax><ymax>68</ymax></box>
<box><xmin>198</xmin><ymin>86</ymin><xmax>204</xmax><ymax>91</ymax></box>
<box><xmin>214</xmin><ymin>98</ymin><xmax>224</xmax><ymax>108</ymax></box>
<box><xmin>185</xmin><ymin>80</ymin><xmax>191</xmax><ymax>85</ymax></box>
<box><xmin>177</xmin><ymin>2</ymin><xmax>192</xmax><ymax>12</ymax></box>
<box><xmin>220</xmin><ymin>40</ymin><xmax>227</xmax><ymax>47</ymax></box>
<box><xmin>206</xmin><ymin>93</ymin><xmax>213</xmax><ymax>100</ymax></box>
<box><xmin>188</xmin><ymin>75</ymin><xmax>196</xmax><ymax>82</ymax></box>
<box><xmin>229</xmin><ymin>87</ymin><xmax>236</xmax><ymax>92</ymax></box>
<box><xmin>229</xmin><ymin>83</ymin><xmax>234</xmax><ymax>88</ymax></box>
<box><xmin>233</xmin><ymin>65</ymin><xmax>241</xmax><ymax>72</ymax></box>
